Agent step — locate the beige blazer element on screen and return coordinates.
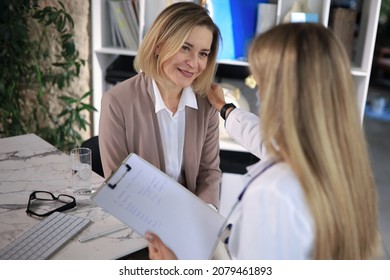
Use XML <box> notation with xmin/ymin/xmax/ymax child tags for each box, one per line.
<box><xmin>99</xmin><ymin>73</ymin><xmax>221</xmax><ymax>207</ymax></box>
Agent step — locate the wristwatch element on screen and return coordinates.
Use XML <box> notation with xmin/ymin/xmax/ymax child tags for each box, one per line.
<box><xmin>220</xmin><ymin>103</ymin><xmax>236</xmax><ymax>120</ymax></box>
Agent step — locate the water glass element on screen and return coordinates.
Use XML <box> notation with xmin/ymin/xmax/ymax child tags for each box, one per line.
<box><xmin>70</xmin><ymin>147</ymin><xmax>92</xmax><ymax>194</ymax></box>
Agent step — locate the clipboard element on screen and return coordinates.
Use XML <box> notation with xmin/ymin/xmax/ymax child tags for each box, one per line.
<box><xmin>91</xmin><ymin>153</ymin><xmax>225</xmax><ymax>260</ymax></box>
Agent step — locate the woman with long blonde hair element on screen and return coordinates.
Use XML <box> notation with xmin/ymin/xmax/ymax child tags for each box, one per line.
<box><xmin>147</xmin><ymin>23</ymin><xmax>381</xmax><ymax>259</ymax></box>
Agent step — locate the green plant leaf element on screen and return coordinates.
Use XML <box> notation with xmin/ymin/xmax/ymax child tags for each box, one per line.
<box><xmin>80</xmin><ymin>90</ymin><xmax>93</xmax><ymax>99</ymax></box>
<box><xmin>58</xmin><ymin>95</ymin><xmax>78</xmax><ymax>103</ymax></box>
<box><xmin>81</xmin><ymin>103</ymin><xmax>97</xmax><ymax>112</ymax></box>
<box><xmin>0</xmin><ymin>1</ymin><xmax>94</xmax><ymax>151</ymax></box>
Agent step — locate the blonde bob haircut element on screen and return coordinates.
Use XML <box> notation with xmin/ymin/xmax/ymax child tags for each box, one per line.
<box><xmin>249</xmin><ymin>23</ymin><xmax>381</xmax><ymax>259</ymax></box>
<box><xmin>134</xmin><ymin>2</ymin><xmax>220</xmax><ymax>97</ymax></box>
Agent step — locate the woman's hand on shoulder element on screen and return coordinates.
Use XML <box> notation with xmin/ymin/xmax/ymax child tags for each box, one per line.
<box><xmin>207</xmin><ymin>83</ymin><xmax>226</xmax><ymax>112</ymax></box>
<box><xmin>146</xmin><ymin>232</ymin><xmax>178</xmax><ymax>260</ymax></box>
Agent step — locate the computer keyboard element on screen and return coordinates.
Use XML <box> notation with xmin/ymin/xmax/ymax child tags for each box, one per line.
<box><xmin>0</xmin><ymin>211</ymin><xmax>90</xmax><ymax>260</ymax></box>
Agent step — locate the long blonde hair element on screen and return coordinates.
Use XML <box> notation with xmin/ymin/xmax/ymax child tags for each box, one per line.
<box><xmin>134</xmin><ymin>2</ymin><xmax>220</xmax><ymax>96</ymax></box>
<box><xmin>249</xmin><ymin>23</ymin><xmax>381</xmax><ymax>259</ymax></box>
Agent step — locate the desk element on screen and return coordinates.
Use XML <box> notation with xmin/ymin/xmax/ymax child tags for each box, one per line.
<box><xmin>0</xmin><ymin>134</ymin><xmax>147</xmax><ymax>259</ymax></box>
<box><xmin>219</xmin><ymin>173</ymin><xmax>245</xmax><ymax>218</ymax></box>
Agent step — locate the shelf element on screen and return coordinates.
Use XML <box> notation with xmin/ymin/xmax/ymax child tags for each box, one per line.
<box><xmin>92</xmin><ymin>0</ymin><xmax>381</xmax><ymax>136</ymax></box>
<box><xmin>351</xmin><ymin>67</ymin><xmax>369</xmax><ymax>77</ymax></box>
<box><xmin>217</xmin><ymin>59</ymin><xmax>249</xmax><ymax>67</ymax></box>
<box><xmin>95</xmin><ymin>47</ymin><xmax>137</xmax><ymax>56</ymax></box>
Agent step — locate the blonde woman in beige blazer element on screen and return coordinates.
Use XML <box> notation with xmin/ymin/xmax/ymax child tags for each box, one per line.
<box><xmin>99</xmin><ymin>2</ymin><xmax>222</xmax><ymax>208</ymax></box>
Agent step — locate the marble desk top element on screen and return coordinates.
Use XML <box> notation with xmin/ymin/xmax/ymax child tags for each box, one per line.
<box><xmin>0</xmin><ymin>134</ymin><xmax>147</xmax><ymax>259</ymax></box>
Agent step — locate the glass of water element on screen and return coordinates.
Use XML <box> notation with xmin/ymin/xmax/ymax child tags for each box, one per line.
<box><xmin>70</xmin><ymin>147</ymin><xmax>92</xmax><ymax>194</ymax></box>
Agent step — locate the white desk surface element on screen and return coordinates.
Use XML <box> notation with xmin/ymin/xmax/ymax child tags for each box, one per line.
<box><xmin>0</xmin><ymin>134</ymin><xmax>147</xmax><ymax>259</ymax></box>
<box><xmin>220</xmin><ymin>173</ymin><xmax>246</xmax><ymax>218</ymax></box>
<box><xmin>220</xmin><ymin>137</ymin><xmax>249</xmax><ymax>153</ymax></box>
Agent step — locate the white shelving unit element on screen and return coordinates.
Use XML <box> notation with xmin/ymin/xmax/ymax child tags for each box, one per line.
<box><xmin>92</xmin><ymin>0</ymin><xmax>382</xmax><ymax>136</ymax></box>
<box><xmin>350</xmin><ymin>0</ymin><xmax>382</xmax><ymax>120</ymax></box>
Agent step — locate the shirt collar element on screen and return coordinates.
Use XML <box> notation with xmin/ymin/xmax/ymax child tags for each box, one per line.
<box><xmin>152</xmin><ymin>80</ymin><xmax>198</xmax><ymax>113</ymax></box>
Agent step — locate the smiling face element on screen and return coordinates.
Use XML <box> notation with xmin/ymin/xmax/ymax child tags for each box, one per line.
<box><xmin>160</xmin><ymin>25</ymin><xmax>213</xmax><ymax>91</ymax></box>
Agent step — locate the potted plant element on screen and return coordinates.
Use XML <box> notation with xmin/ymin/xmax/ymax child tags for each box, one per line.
<box><xmin>0</xmin><ymin>0</ymin><xmax>95</xmax><ymax>152</ymax></box>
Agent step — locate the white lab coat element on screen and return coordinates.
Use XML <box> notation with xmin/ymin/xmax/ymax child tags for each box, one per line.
<box><xmin>224</xmin><ymin>108</ymin><xmax>314</xmax><ymax>259</ymax></box>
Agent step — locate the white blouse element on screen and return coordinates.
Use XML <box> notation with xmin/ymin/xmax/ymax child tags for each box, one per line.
<box><xmin>152</xmin><ymin>80</ymin><xmax>197</xmax><ymax>181</ymax></box>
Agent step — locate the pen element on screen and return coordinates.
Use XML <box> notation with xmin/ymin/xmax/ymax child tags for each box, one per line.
<box><xmin>79</xmin><ymin>225</ymin><xmax>128</xmax><ymax>243</ymax></box>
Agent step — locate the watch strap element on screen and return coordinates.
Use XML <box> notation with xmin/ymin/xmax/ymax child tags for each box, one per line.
<box><xmin>220</xmin><ymin>103</ymin><xmax>236</xmax><ymax>120</ymax></box>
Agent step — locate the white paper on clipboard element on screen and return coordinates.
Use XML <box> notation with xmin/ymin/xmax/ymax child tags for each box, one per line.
<box><xmin>91</xmin><ymin>153</ymin><xmax>225</xmax><ymax>260</ymax></box>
